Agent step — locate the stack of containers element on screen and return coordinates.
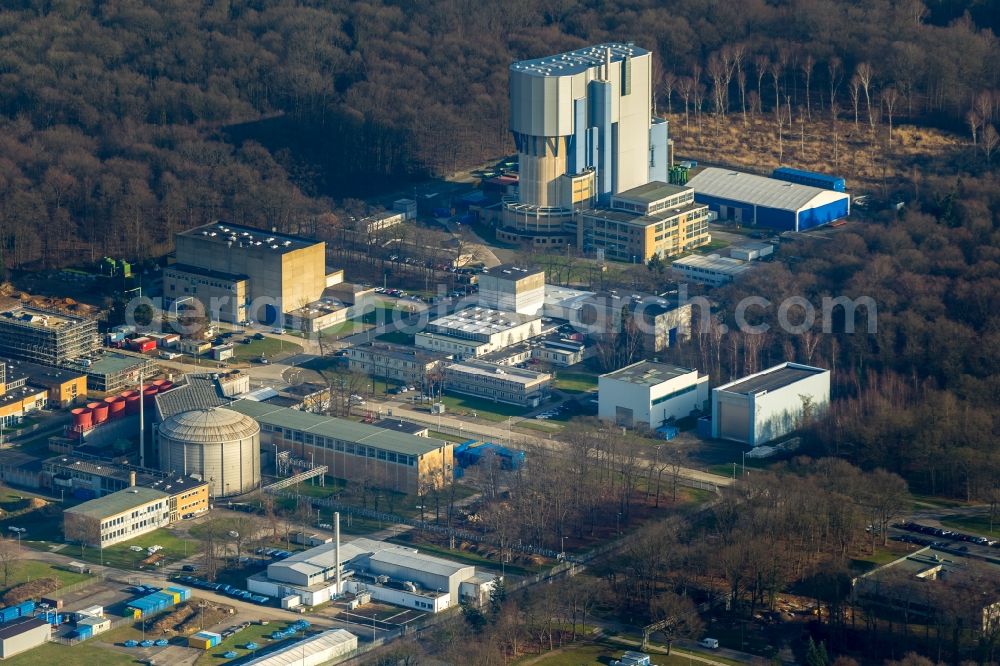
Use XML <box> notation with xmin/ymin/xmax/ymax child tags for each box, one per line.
<box><xmin>125</xmin><ymin>585</ymin><xmax>191</xmax><ymax>619</ymax></box>
<box><xmin>188</xmin><ymin>631</ymin><xmax>222</xmax><ymax>649</ymax></box>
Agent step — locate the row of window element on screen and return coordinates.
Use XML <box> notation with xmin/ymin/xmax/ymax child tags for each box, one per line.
<box><xmin>651</xmin><ymin>383</ymin><xmax>697</xmax><ymax>406</ymax></box>
<box><xmin>260</xmin><ymin>425</ymin><xmax>418</xmax><ymax>466</ymax></box>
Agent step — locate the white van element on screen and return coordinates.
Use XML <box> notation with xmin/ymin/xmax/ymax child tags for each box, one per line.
<box><xmin>698</xmin><ymin>638</ymin><xmax>720</xmax><ymax>649</ymax></box>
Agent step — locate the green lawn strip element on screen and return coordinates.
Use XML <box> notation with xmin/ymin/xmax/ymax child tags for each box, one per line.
<box><xmin>940</xmin><ymin>514</ymin><xmax>998</xmax><ymax>537</ymax></box>
<box><xmin>429</xmin><ymin>430</ymin><xmax>469</xmax><ymax>443</ymax></box>
<box><xmin>553</xmin><ymin>370</ymin><xmax>599</xmax><ymax>394</ymax></box>
<box><xmin>517</xmin><ymin>420</ymin><xmax>563</xmax><ymax>434</ymax></box>
<box><xmin>909</xmin><ymin>494</ymin><xmax>972</xmax><ymax>510</ymax></box>
<box><xmin>0</xmin><ymin>560</ymin><xmax>93</xmax><ymax>595</ymax></box>
<box><xmin>68</xmin><ymin>527</ymin><xmax>199</xmax><ymax>569</ymax></box>
<box><xmin>436</xmin><ymin>394</ymin><xmax>524</xmax><ymax>421</ymax></box>
<box><xmin>4</xmin><ymin>641</ymin><xmax>137</xmax><ymax>666</ymax></box>
<box><xmin>194</xmin><ymin>621</ymin><xmax>306</xmax><ymax>666</ymax></box>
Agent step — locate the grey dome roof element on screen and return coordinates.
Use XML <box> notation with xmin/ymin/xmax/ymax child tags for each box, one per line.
<box><xmin>158</xmin><ymin>407</ymin><xmax>259</xmax><ymax>443</ymax></box>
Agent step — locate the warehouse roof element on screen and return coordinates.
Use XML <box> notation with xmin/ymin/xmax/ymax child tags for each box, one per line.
<box><xmin>241</xmin><ymin>629</ymin><xmax>357</xmax><ymax>666</ymax></box>
<box><xmin>602</xmin><ymin>361</ymin><xmax>696</xmax><ymax>386</ymax></box>
<box><xmin>65</xmin><ymin>487</ymin><xmax>168</xmax><ymax>520</ymax></box>
<box><xmin>716</xmin><ymin>362</ymin><xmax>827</xmax><ymax>395</ymax></box>
<box><xmin>688</xmin><ymin>167</ymin><xmax>849</xmax><ymax>212</ymax></box>
<box><xmin>224</xmin><ymin>401</ymin><xmax>447</xmax><ymax>456</ymax></box>
<box><xmin>512</xmin><ymin>42</ymin><xmax>649</xmax><ymax>77</ymax></box>
<box><xmin>0</xmin><ymin>616</ymin><xmax>48</xmax><ymax>639</ymax></box>
<box><xmin>78</xmin><ymin>352</ymin><xmax>151</xmax><ymax>377</ymax></box>
<box><xmin>672</xmin><ymin>254</ymin><xmax>755</xmax><ymax>276</ymax></box>
<box><xmin>428</xmin><ymin>307</ymin><xmax>538</xmax><ymax>336</ymax></box>
<box><xmin>368</xmin><ymin>548</ymin><xmax>472</xmax><ymax>578</ymax></box>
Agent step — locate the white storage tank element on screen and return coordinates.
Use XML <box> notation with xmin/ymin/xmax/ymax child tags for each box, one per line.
<box><xmin>157</xmin><ymin>408</ymin><xmax>260</xmax><ymax>497</ymax></box>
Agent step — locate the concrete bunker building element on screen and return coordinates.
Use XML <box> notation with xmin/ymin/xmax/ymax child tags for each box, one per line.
<box><xmin>164</xmin><ymin>222</ymin><xmax>344</xmax><ymax>325</ymax></box>
<box><xmin>711</xmin><ymin>362</ymin><xmax>830</xmax><ymax>446</ymax></box>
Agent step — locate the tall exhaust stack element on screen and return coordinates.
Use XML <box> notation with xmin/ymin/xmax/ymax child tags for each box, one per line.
<box><xmin>129</xmin><ymin>471</ymin><xmax>136</xmax><ymax>487</ymax></box>
<box><xmin>334</xmin><ymin>512</ymin><xmax>341</xmax><ymax>596</ymax></box>
<box><xmin>604</xmin><ymin>46</ymin><xmax>612</xmax><ymax>80</ymax></box>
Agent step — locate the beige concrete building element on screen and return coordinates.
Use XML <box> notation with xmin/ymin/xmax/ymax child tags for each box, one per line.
<box><xmin>444</xmin><ymin>361</ymin><xmax>552</xmax><ymax>407</ymax></box>
<box><xmin>346</xmin><ymin>342</ymin><xmax>448</xmax><ymax>389</ymax></box>
<box><xmin>477</xmin><ymin>265</ymin><xmax>545</xmax><ymax>315</ymax></box>
<box><xmin>63</xmin><ymin>487</ymin><xmax>170</xmax><ymax>548</ymax></box>
<box><xmin>167</xmin><ymin>222</ymin><xmax>341</xmax><ymax>325</ymax></box>
<box><xmin>415</xmin><ymin>307</ymin><xmax>542</xmax><ymax>361</ymax></box>
<box><xmin>579</xmin><ymin>182</ymin><xmax>711</xmax><ymax>262</ymax></box>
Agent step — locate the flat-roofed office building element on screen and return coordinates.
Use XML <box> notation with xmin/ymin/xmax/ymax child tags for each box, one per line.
<box><xmin>444</xmin><ymin>361</ymin><xmax>552</xmax><ymax>407</ymax></box>
<box><xmin>63</xmin><ymin>486</ymin><xmax>170</xmax><ymax>548</ymax></box>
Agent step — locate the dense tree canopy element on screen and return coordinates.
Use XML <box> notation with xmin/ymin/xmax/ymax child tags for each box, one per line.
<box><xmin>0</xmin><ymin>0</ymin><xmax>996</xmax><ymax>268</ymax></box>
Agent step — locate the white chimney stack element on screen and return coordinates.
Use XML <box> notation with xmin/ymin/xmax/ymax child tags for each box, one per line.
<box><xmin>334</xmin><ymin>512</ymin><xmax>341</xmax><ymax>596</ymax></box>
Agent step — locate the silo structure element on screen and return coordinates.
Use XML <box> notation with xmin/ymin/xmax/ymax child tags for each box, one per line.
<box><xmin>157</xmin><ymin>408</ymin><xmax>260</xmax><ymax>497</ymax></box>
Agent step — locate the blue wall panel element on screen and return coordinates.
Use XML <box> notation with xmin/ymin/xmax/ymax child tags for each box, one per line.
<box><xmin>754</xmin><ymin>206</ymin><xmax>797</xmax><ymax>230</ymax></box>
<box><xmin>798</xmin><ymin>198</ymin><xmax>849</xmax><ymax>230</ymax></box>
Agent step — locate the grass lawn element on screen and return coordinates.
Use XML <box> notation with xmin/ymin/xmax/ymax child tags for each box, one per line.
<box><xmin>0</xmin><ymin>560</ymin><xmax>93</xmax><ymax>595</ymax></box>
<box><xmin>849</xmin><ymin>546</ymin><xmax>911</xmax><ymax>573</ymax></box>
<box><xmin>437</xmin><ymin>394</ymin><xmax>524</xmax><ymax>421</ymax></box>
<box><xmin>940</xmin><ymin>513</ymin><xmax>998</xmax><ymax>537</ymax></box>
<box><xmin>70</xmin><ymin>527</ymin><xmax>199</xmax><ymax>570</ymax></box>
<box><xmin>0</xmin><ymin>505</ymin><xmax>65</xmax><ymax>544</ymax></box>
<box><xmin>317</xmin><ymin>318</ymin><xmax>369</xmax><ymax>338</ymax></box>
<box><xmin>517</xmin><ymin>420</ymin><xmax>563</xmax><ymax>434</ymax></box>
<box><xmin>193</xmin><ymin>622</ymin><xmax>310</xmax><ymax>666</ymax></box>
<box><xmin>229</xmin><ymin>337</ymin><xmax>302</xmax><ymax>362</ymax></box>
<box><xmin>4</xmin><ymin>641</ymin><xmax>137</xmax><ymax>666</ymax></box>
<box><xmin>553</xmin><ymin>370</ymin><xmax>599</xmax><ymax>394</ymax></box>
<box><xmin>910</xmin><ymin>493</ymin><xmax>973</xmax><ymax>510</ymax></box>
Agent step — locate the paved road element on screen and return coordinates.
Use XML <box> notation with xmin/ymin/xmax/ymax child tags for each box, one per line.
<box><xmin>369</xmin><ymin>399</ymin><xmax>733</xmax><ymax>488</ymax></box>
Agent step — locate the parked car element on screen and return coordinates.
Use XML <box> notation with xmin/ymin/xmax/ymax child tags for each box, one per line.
<box><xmin>698</xmin><ymin>638</ymin><xmax>720</xmax><ymax>649</ymax></box>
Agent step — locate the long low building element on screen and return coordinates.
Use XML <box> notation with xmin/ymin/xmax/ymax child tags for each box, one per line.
<box><xmin>248</xmin><ymin>536</ymin><xmax>496</xmax><ymax>611</ymax></box>
<box><xmin>415</xmin><ymin>307</ymin><xmax>542</xmax><ymax>361</ymax></box>
<box><xmin>711</xmin><ymin>362</ymin><xmax>830</xmax><ymax>446</ymax></box>
<box><xmin>687</xmin><ymin>167</ymin><xmax>850</xmax><ymax>231</ymax></box>
<box><xmin>63</xmin><ymin>486</ymin><xmax>170</xmax><ymax>548</ymax></box>
<box><xmin>671</xmin><ymin>254</ymin><xmax>755</xmax><ymax>286</ymax></box>
<box><xmin>0</xmin><ymin>617</ymin><xmax>51</xmax><ymax>659</ymax></box>
<box><xmin>224</xmin><ymin>400</ymin><xmax>453</xmax><ymax>493</ymax></box>
<box><xmin>443</xmin><ymin>361</ymin><xmax>552</xmax><ymax>407</ymax></box>
<box><xmin>241</xmin><ymin>629</ymin><xmax>357</xmax><ymax>666</ymax></box>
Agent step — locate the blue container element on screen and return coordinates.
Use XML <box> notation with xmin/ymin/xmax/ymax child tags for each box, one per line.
<box><xmin>155</xmin><ymin>639</ymin><xmax>168</xmax><ymax>647</ymax></box>
<box><xmin>124</xmin><ymin>640</ymin><xmax>138</xmax><ymax>648</ymax></box>
<box><xmin>1</xmin><ymin>607</ymin><xmax>19</xmax><ymax>622</ymax></box>
<box><xmin>18</xmin><ymin>601</ymin><xmax>35</xmax><ymax>616</ymax></box>
<box><xmin>77</xmin><ymin>625</ymin><xmax>93</xmax><ymax>639</ymax></box>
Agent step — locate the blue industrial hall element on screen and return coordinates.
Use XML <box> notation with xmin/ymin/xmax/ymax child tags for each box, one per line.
<box><xmin>687</xmin><ymin>167</ymin><xmax>851</xmax><ymax>232</ymax></box>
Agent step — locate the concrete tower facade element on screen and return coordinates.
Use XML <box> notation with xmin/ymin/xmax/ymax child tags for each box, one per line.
<box><xmin>502</xmin><ymin>43</ymin><xmax>669</xmax><ymax>245</ymax></box>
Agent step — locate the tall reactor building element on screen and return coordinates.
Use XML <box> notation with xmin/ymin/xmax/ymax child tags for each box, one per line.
<box><xmin>501</xmin><ymin>43</ymin><xmax>669</xmax><ymax>245</ymax></box>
